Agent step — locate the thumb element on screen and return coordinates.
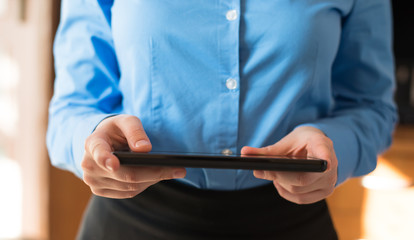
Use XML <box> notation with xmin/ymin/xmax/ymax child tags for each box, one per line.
<box><xmin>115</xmin><ymin>115</ymin><xmax>152</xmax><ymax>152</ymax></box>
<box><xmin>241</xmin><ymin>146</ymin><xmax>270</xmax><ymax>155</ymax></box>
<box><xmin>241</xmin><ymin>139</ymin><xmax>292</xmax><ymax>156</ymax></box>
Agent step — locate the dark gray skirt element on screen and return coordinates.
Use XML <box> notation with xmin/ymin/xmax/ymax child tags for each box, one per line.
<box><xmin>77</xmin><ymin>180</ymin><xmax>337</xmax><ymax>240</ymax></box>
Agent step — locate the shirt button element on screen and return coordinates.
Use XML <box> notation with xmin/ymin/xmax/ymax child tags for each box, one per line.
<box><xmin>226</xmin><ymin>9</ymin><xmax>238</xmax><ymax>21</ymax></box>
<box><xmin>226</xmin><ymin>78</ymin><xmax>237</xmax><ymax>90</ymax></box>
<box><xmin>221</xmin><ymin>149</ymin><xmax>233</xmax><ymax>156</ymax></box>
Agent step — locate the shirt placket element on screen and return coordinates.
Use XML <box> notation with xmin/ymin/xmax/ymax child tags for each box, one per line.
<box><xmin>207</xmin><ymin>0</ymin><xmax>241</xmax><ymax>189</ymax></box>
<box><xmin>219</xmin><ymin>0</ymin><xmax>240</xmax><ymax>152</ymax></box>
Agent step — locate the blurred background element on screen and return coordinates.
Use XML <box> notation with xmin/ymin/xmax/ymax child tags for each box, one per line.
<box><xmin>0</xmin><ymin>1</ymin><xmax>413</xmax><ymax>239</ymax></box>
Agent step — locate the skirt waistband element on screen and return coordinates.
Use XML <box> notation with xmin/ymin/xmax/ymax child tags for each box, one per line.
<box><xmin>77</xmin><ymin>180</ymin><xmax>338</xmax><ymax>240</ymax></box>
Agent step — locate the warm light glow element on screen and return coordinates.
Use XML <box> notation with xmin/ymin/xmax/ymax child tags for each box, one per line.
<box><xmin>0</xmin><ymin>53</ymin><xmax>19</xmax><ymax>137</ymax></box>
<box><xmin>0</xmin><ymin>156</ymin><xmax>22</xmax><ymax>239</ymax></box>
<box><xmin>0</xmin><ymin>0</ymin><xmax>7</xmax><ymax>17</ymax></box>
<box><xmin>361</xmin><ymin>176</ymin><xmax>412</xmax><ymax>190</ymax></box>
<box><xmin>0</xmin><ymin>50</ymin><xmax>22</xmax><ymax>239</ymax></box>
<box><xmin>361</xmin><ymin>157</ymin><xmax>414</xmax><ymax>239</ymax></box>
<box><xmin>361</xmin><ymin>158</ymin><xmax>412</xmax><ymax>190</ymax></box>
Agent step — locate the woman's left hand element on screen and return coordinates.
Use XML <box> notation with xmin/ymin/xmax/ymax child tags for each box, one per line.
<box><xmin>241</xmin><ymin>126</ymin><xmax>338</xmax><ymax>204</ymax></box>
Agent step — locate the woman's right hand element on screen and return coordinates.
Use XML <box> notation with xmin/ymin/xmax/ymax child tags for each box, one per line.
<box><xmin>81</xmin><ymin>114</ymin><xmax>187</xmax><ymax>199</ymax></box>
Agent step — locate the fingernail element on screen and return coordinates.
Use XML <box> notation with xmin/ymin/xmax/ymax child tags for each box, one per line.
<box><xmin>105</xmin><ymin>159</ymin><xmax>114</xmax><ymax>172</ymax></box>
<box><xmin>254</xmin><ymin>170</ymin><xmax>265</xmax><ymax>178</ymax></box>
<box><xmin>135</xmin><ymin>140</ymin><xmax>150</xmax><ymax>148</ymax></box>
<box><xmin>173</xmin><ymin>170</ymin><xmax>186</xmax><ymax>179</ymax></box>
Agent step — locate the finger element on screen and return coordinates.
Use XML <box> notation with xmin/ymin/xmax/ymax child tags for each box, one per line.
<box><xmin>81</xmin><ymin>152</ymin><xmax>109</xmax><ymax>177</ymax></box>
<box><xmin>268</xmin><ymin>171</ymin><xmax>319</xmax><ymax>186</ymax></box>
<box><xmin>274</xmin><ymin>181</ymin><xmax>332</xmax><ymax>204</ymax></box>
<box><xmin>115</xmin><ymin>116</ymin><xmax>152</xmax><ymax>152</ymax></box>
<box><xmin>112</xmin><ymin>166</ymin><xmax>187</xmax><ymax>183</ymax></box>
<box><xmin>272</xmin><ymin>175</ymin><xmax>327</xmax><ymax>194</ymax></box>
<box><xmin>91</xmin><ymin>181</ymin><xmax>157</xmax><ymax>199</ymax></box>
<box><xmin>99</xmin><ymin>178</ymin><xmax>159</xmax><ymax>192</ymax></box>
<box><xmin>84</xmin><ymin>173</ymin><xmax>159</xmax><ymax>192</ymax></box>
<box><xmin>85</xmin><ymin>134</ymin><xmax>120</xmax><ymax>172</ymax></box>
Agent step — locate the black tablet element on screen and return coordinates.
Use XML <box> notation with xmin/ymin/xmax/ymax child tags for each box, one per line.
<box><xmin>113</xmin><ymin>151</ymin><xmax>327</xmax><ymax>172</ymax></box>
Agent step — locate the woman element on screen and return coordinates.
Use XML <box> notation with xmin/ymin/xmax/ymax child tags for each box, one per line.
<box><xmin>47</xmin><ymin>0</ymin><xmax>397</xmax><ymax>239</ymax></box>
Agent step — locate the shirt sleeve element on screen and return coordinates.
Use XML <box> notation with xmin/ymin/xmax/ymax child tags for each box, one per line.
<box><xmin>301</xmin><ymin>0</ymin><xmax>398</xmax><ymax>185</ymax></box>
<box><xmin>46</xmin><ymin>0</ymin><xmax>119</xmax><ymax>178</ymax></box>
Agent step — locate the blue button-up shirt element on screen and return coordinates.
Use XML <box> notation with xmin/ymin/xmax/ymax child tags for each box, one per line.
<box><xmin>47</xmin><ymin>0</ymin><xmax>397</xmax><ymax>190</ymax></box>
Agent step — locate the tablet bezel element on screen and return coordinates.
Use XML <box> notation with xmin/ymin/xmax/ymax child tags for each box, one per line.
<box><xmin>113</xmin><ymin>151</ymin><xmax>328</xmax><ymax>172</ymax></box>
